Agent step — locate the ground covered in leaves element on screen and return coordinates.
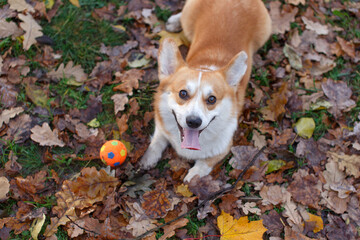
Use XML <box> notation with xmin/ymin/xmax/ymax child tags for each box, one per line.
<box><xmin>1</xmin><ymin>0</ymin><xmax>360</xmax><ymax>239</ymax></box>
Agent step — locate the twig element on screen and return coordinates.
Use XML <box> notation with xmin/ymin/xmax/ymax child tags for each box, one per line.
<box><xmin>122</xmin><ymin>146</ymin><xmax>266</xmax><ymax>240</ymax></box>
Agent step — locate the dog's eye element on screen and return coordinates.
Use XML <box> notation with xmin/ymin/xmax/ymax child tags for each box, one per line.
<box><xmin>179</xmin><ymin>90</ymin><xmax>188</xmax><ymax>99</ymax></box>
<box><xmin>207</xmin><ymin>96</ymin><xmax>217</xmax><ymax>104</ymax></box>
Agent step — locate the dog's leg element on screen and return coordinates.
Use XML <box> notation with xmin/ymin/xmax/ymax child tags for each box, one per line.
<box><xmin>184</xmin><ymin>152</ymin><xmax>228</xmax><ymax>182</ymax></box>
<box><xmin>165</xmin><ymin>12</ymin><xmax>182</xmax><ymax>32</ymax></box>
<box><xmin>140</xmin><ymin>128</ymin><xmax>168</xmax><ymax>169</ymax></box>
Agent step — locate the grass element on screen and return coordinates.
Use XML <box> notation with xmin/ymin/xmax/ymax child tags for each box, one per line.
<box><xmin>41</xmin><ymin>1</ymin><xmax>128</xmax><ymax>73</ymax></box>
<box><xmin>185</xmin><ymin>212</ymin><xmax>207</xmax><ymax>237</ymax></box>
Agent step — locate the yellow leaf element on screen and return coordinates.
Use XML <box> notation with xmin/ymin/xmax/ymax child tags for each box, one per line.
<box><xmin>69</xmin><ymin>0</ymin><xmax>80</xmax><ymax>7</ymax></box>
<box><xmin>310</xmin><ymin>100</ymin><xmax>332</xmax><ymax>110</ymax></box>
<box><xmin>113</xmin><ymin>25</ymin><xmax>126</xmax><ymax>32</ymax></box>
<box><xmin>87</xmin><ymin>118</ymin><xmax>100</xmax><ymax>128</ymax></box>
<box><xmin>306</xmin><ymin>213</ymin><xmax>323</xmax><ymax>233</ymax></box>
<box><xmin>294</xmin><ymin>117</ymin><xmax>315</xmax><ymax>139</ymax></box>
<box><xmin>176</xmin><ymin>184</ymin><xmax>193</xmax><ymax>197</ymax></box>
<box><xmin>44</xmin><ymin>0</ymin><xmax>55</xmax><ymax>9</ymax></box>
<box><xmin>217</xmin><ymin>211</ymin><xmax>267</xmax><ymax>240</ymax></box>
<box><xmin>30</xmin><ymin>213</ymin><xmax>46</xmax><ymax>240</ymax></box>
<box><xmin>158</xmin><ymin>30</ymin><xmax>190</xmax><ymax>47</ymax></box>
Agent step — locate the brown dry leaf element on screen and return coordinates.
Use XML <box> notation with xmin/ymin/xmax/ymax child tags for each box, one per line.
<box><xmin>262</xmin><ymin>210</ymin><xmax>284</xmax><ymax>237</ymax></box>
<box><xmin>116</xmin><ymin>114</ymin><xmax>129</xmax><ymax>135</ymax></box>
<box><xmin>159</xmin><ymin>218</ymin><xmax>189</xmax><ymax>240</ymax></box>
<box><xmin>287</xmin><ymin>169</ymin><xmax>321</xmax><ymax>209</ymax></box>
<box><xmin>25</xmin><ymin>84</ymin><xmax>49</xmax><ymax>108</ymax></box>
<box><xmin>237</xmin><ymin>200</ymin><xmax>261</xmax><ymax>215</ymax></box>
<box><xmin>325</xmin><ymin>215</ymin><xmax>358</xmax><ymax>240</ymax></box>
<box><xmin>260</xmin><ymin>185</ymin><xmax>289</xmax><ymax>205</ymax></box>
<box><xmin>229</xmin><ymin>145</ymin><xmax>267</xmax><ymax>169</ymax></box>
<box><xmin>252</xmin><ymin>130</ymin><xmax>267</xmax><ymax>150</ymax></box>
<box><xmin>0</xmin><ymin>177</ymin><xmax>10</xmax><ymax>201</ymax></box>
<box><xmin>5</xmin><ymin>114</ymin><xmax>32</xmax><ymax>143</ymax></box>
<box><xmin>269</xmin><ymin>1</ymin><xmax>298</xmax><ymax>34</ymax></box>
<box><xmin>328</xmin><ymin>152</ymin><xmax>360</xmax><ymax>178</ymax></box>
<box><xmin>0</xmin><ymin>19</ymin><xmax>23</xmax><ymax>38</ymax></box>
<box><xmin>126</xmin><ymin>217</ymin><xmax>157</xmax><ymax>237</ymax></box>
<box><xmin>30</xmin><ymin>123</ymin><xmax>65</xmax><ymax>147</ymax></box>
<box><xmin>8</xmin><ymin>0</ymin><xmax>35</xmax><ymax>12</ymax></box>
<box><xmin>284</xmin><ymin>44</ymin><xmax>302</xmax><ymax>70</ymax></box>
<box><xmin>283</xmin><ymin>197</ymin><xmax>302</xmax><ymax>227</ymax></box>
<box><xmin>12</xmin><ymin>170</ymin><xmax>47</xmax><ymax>202</ymax></box>
<box><xmin>0</xmin><ymin>107</ymin><xmax>24</xmax><ymax>128</ymax></box>
<box><xmin>0</xmin><ymin>78</ymin><xmax>18</xmax><ymax>108</ymax></box>
<box><xmin>301</xmin><ymin>16</ymin><xmax>328</xmax><ymax>35</ymax></box>
<box><xmin>111</xmin><ymin>93</ymin><xmax>129</xmax><ymax>114</ymax></box>
<box><xmin>284</xmin><ymin>226</ymin><xmax>312</xmax><ymax>240</ymax></box>
<box><xmin>48</xmin><ymin>61</ymin><xmax>88</xmax><ymax>84</ymax></box>
<box><xmin>320</xmin><ymin>190</ymin><xmax>349</xmax><ymax>214</ymax></box>
<box><xmin>295</xmin><ymin>138</ymin><xmax>326</xmax><ymax>166</ymax></box>
<box><xmin>301</xmin><ymin>91</ymin><xmax>324</xmax><ymax>110</ymax></box>
<box><xmin>142</xmin><ymin>180</ymin><xmax>171</xmax><ymax>218</ymax></box>
<box><xmin>336</xmin><ymin>36</ymin><xmax>356</xmax><ymax>59</ymax></box>
<box><xmin>260</xmin><ymin>82</ymin><xmax>289</xmax><ymax>121</ymax></box>
<box><xmin>286</xmin><ymin>0</ymin><xmax>305</xmax><ymax>5</ymax></box>
<box><xmin>18</xmin><ymin>13</ymin><xmax>42</xmax><ymax>50</ymax></box>
<box><xmin>305</xmin><ymin>55</ymin><xmax>336</xmax><ymax>76</ymax></box>
<box><xmin>321</xmin><ymin>79</ymin><xmax>356</xmax><ymax>118</ymax></box>
<box><xmin>113</xmin><ymin>69</ymin><xmax>145</xmax><ymax>95</ymax></box>
<box><xmin>188</xmin><ymin>175</ymin><xmax>222</xmax><ymax>200</ymax></box>
<box><xmin>323</xmin><ymin>161</ymin><xmax>356</xmax><ymax>198</ymax></box>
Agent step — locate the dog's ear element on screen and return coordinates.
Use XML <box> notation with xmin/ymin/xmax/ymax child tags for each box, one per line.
<box><xmin>158</xmin><ymin>38</ymin><xmax>185</xmax><ymax>80</ymax></box>
<box><xmin>223</xmin><ymin>51</ymin><xmax>248</xmax><ymax>87</ymax></box>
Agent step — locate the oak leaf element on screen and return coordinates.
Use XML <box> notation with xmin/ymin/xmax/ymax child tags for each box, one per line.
<box><xmin>111</xmin><ymin>93</ymin><xmax>129</xmax><ymax>114</ymax></box>
<box><xmin>30</xmin><ymin>123</ymin><xmax>65</xmax><ymax>147</ymax></box>
<box><xmin>269</xmin><ymin>1</ymin><xmax>298</xmax><ymax>34</ymax></box>
<box><xmin>0</xmin><ymin>177</ymin><xmax>10</xmax><ymax>201</ymax></box>
<box><xmin>48</xmin><ymin>61</ymin><xmax>88</xmax><ymax>84</ymax></box>
<box><xmin>260</xmin><ymin>83</ymin><xmax>289</xmax><ymax>121</ymax></box>
<box><xmin>126</xmin><ymin>217</ymin><xmax>157</xmax><ymax>237</ymax></box>
<box><xmin>328</xmin><ymin>152</ymin><xmax>360</xmax><ymax>178</ymax></box>
<box><xmin>0</xmin><ymin>107</ymin><xmax>24</xmax><ymax>128</ymax></box>
<box><xmin>301</xmin><ymin>17</ymin><xmax>328</xmax><ymax>35</ymax></box>
<box><xmin>5</xmin><ymin>114</ymin><xmax>32</xmax><ymax>143</ymax></box>
<box><xmin>284</xmin><ymin>226</ymin><xmax>312</xmax><ymax>240</ymax></box>
<box><xmin>159</xmin><ymin>218</ymin><xmax>189</xmax><ymax>240</ymax></box>
<box><xmin>8</xmin><ymin>0</ymin><xmax>35</xmax><ymax>12</ymax></box>
<box><xmin>113</xmin><ymin>69</ymin><xmax>145</xmax><ymax>95</ymax></box>
<box><xmin>0</xmin><ymin>19</ymin><xmax>23</xmax><ymax>38</ymax></box>
<box><xmin>336</xmin><ymin>36</ymin><xmax>356</xmax><ymax>59</ymax></box>
<box><xmin>217</xmin><ymin>211</ymin><xmax>267</xmax><ymax>240</ymax></box>
<box><xmin>18</xmin><ymin>13</ymin><xmax>42</xmax><ymax>50</ymax></box>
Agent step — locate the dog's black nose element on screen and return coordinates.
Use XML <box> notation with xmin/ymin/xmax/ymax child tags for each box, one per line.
<box><xmin>186</xmin><ymin>116</ymin><xmax>202</xmax><ymax>129</ymax></box>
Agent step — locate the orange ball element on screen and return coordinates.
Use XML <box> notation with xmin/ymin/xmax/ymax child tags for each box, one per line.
<box><xmin>100</xmin><ymin>140</ymin><xmax>127</xmax><ymax>167</ymax></box>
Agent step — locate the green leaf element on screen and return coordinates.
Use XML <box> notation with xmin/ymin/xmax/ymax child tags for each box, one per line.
<box><xmin>261</xmin><ymin>160</ymin><xmax>286</xmax><ymax>174</ymax></box>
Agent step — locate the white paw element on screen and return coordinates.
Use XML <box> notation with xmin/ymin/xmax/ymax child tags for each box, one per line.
<box><xmin>166</xmin><ymin>13</ymin><xmax>182</xmax><ymax>32</ymax></box>
<box><xmin>140</xmin><ymin>148</ymin><xmax>161</xmax><ymax>170</ymax></box>
<box><xmin>184</xmin><ymin>162</ymin><xmax>212</xmax><ymax>182</ymax></box>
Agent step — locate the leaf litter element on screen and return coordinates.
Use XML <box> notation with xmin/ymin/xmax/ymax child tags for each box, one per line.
<box><xmin>0</xmin><ymin>0</ymin><xmax>360</xmax><ymax>239</ymax></box>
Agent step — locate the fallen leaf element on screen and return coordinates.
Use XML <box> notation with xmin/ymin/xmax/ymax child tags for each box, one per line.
<box><xmin>142</xmin><ymin>180</ymin><xmax>171</xmax><ymax>218</ymax></box>
<box><xmin>336</xmin><ymin>36</ymin><xmax>356</xmax><ymax>59</ymax></box>
<box><xmin>295</xmin><ymin>138</ymin><xmax>326</xmax><ymax>166</ymax></box>
<box><xmin>0</xmin><ymin>107</ymin><xmax>24</xmax><ymax>128</ymax></box>
<box><xmin>325</xmin><ymin>215</ymin><xmax>358</xmax><ymax>240</ymax></box>
<box><xmin>30</xmin><ymin>213</ymin><xmax>46</xmax><ymax>240</ymax></box>
<box><xmin>260</xmin><ymin>185</ymin><xmax>289</xmax><ymax>205</ymax></box>
<box><xmin>284</xmin><ymin>226</ymin><xmax>312</xmax><ymax>240</ymax></box>
<box><xmin>322</xmin><ymin>79</ymin><xmax>356</xmax><ymax>118</ymax></box>
<box><xmin>284</xmin><ymin>44</ymin><xmax>302</xmax><ymax>70</ymax></box>
<box><xmin>111</xmin><ymin>93</ymin><xmax>129</xmax><ymax>114</ymax></box>
<box><xmin>229</xmin><ymin>145</ymin><xmax>267</xmax><ymax>169</ymax></box>
<box><xmin>0</xmin><ymin>177</ymin><xmax>10</xmax><ymax>201</ymax></box>
<box><xmin>261</xmin><ymin>83</ymin><xmax>289</xmax><ymax>121</ymax></box>
<box><xmin>25</xmin><ymin>84</ymin><xmax>49</xmax><ymax>108</ymax></box>
<box><xmin>48</xmin><ymin>61</ymin><xmax>88</xmax><ymax>84</ymax></box>
<box><xmin>188</xmin><ymin>175</ymin><xmax>223</xmax><ymax>200</ymax></box>
<box><xmin>69</xmin><ymin>0</ymin><xmax>80</xmax><ymax>8</ymax></box>
<box><xmin>237</xmin><ymin>201</ymin><xmax>261</xmax><ymax>215</ymax></box>
<box><xmin>126</xmin><ymin>217</ymin><xmax>157</xmax><ymax>237</ymax></box>
<box><xmin>159</xmin><ymin>218</ymin><xmax>189</xmax><ymax>240</ymax></box>
<box><xmin>176</xmin><ymin>184</ymin><xmax>193</xmax><ymax>198</ymax></box>
<box><xmin>0</xmin><ymin>78</ymin><xmax>18</xmax><ymax>108</ymax></box>
<box><xmin>286</xmin><ymin>0</ymin><xmax>305</xmax><ymax>5</ymax></box>
<box><xmin>301</xmin><ymin>16</ymin><xmax>328</xmax><ymax>35</ymax></box>
<box><xmin>328</xmin><ymin>152</ymin><xmax>360</xmax><ymax>178</ymax></box>
<box><xmin>113</xmin><ymin>69</ymin><xmax>145</xmax><ymax>95</ymax></box>
<box><xmin>263</xmin><ymin>160</ymin><xmax>286</xmax><ymax>174</ymax></box>
<box><xmin>0</xmin><ymin>19</ymin><xmax>23</xmax><ymax>38</ymax></box>
<box><xmin>305</xmin><ymin>213</ymin><xmax>323</xmax><ymax>233</ymax></box>
<box><xmin>30</xmin><ymin>123</ymin><xmax>65</xmax><ymax>147</ymax></box>
<box><xmin>5</xmin><ymin>114</ymin><xmax>33</xmax><ymax>143</ymax></box>
<box><xmin>294</xmin><ymin>117</ymin><xmax>315</xmax><ymax>139</ymax></box>
<box><xmin>18</xmin><ymin>13</ymin><xmax>43</xmax><ymax>50</ymax></box>
<box><xmin>116</xmin><ymin>114</ymin><xmax>129</xmax><ymax>136</ymax></box>
<box><xmin>269</xmin><ymin>1</ymin><xmax>298</xmax><ymax>34</ymax></box>
<box><xmin>320</xmin><ymin>190</ymin><xmax>349</xmax><ymax>214</ymax></box>
<box><xmin>262</xmin><ymin>210</ymin><xmax>284</xmax><ymax>237</ymax></box>
<box><xmin>217</xmin><ymin>211</ymin><xmax>267</xmax><ymax>240</ymax></box>
<box><xmin>252</xmin><ymin>130</ymin><xmax>267</xmax><ymax>150</ymax></box>
<box><xmin>8</xmin><ymin>0</ymin><xmax>35</xmax><ymax>12</ymax></box>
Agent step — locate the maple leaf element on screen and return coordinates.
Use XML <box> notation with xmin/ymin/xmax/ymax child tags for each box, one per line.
<box><xmin>18</xmin><ymin>13</ymin><xmax>43</xmax><ymax>50</ymax></box>
<box><xmin>269</xmin><ymin>1</ymin><xmax>298</xmax><ymax>34</ymax></box>
<box><xmin>111</xmin><ymin>93</ymin><xmax>129</xmax><ymax>114</ymax></box>
<box><xmin>328</xmin><ymin>152</ymin><xmax>360</xmax><ymax>178</ymax></box>
<box><xmin>217</xmin><ymin>211</ymin><xmax>267</xmax><ymax>240</ymax></box>
<box><xmin>30</xmin><ymin>122</ymin><xmax>65</xmax><ymax>147</ymax></box>
<box><xmin>142</xmin><ymin>179</ymin><xmax>171</xmax><ymax>218</ymax></box>
<box><xmin>0</xmin><ymin>107</ymin><xmax>24</xmax><ymax>128</ymax></box>
<box><xmin>8</xmin><ymin>0</ymin><xmax>35</xmax><ymax>13</ymax></box>
<box><xmin>260</xmin><ymin>82</ymin><xmax>289</xmax><ymax>121</ymax></box>
<box><xmin>48</xmin><ymin>61</ymin><xmax>88</xmax><ymax>84</ymax></box>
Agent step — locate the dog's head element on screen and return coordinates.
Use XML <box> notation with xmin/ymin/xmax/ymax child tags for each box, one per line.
<box><xmin>156</xmin><ymin>38</ymin><xmax>248</xmax><ymax>150</ymax></box>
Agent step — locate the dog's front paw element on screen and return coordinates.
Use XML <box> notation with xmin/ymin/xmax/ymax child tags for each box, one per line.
<box><xmin>139</xmin><ymin>148</ymin><xmax>161</xmax><ymax>170</ymax></box>
<box><xmin>165</xmin><ymin>13</ymin><xmax>182</xmax><ymax>32</ymax></box>
<box><xmin>184</xmin><ymin>161</ymin><xmax>213</xmax><ymax>182</ymax></box>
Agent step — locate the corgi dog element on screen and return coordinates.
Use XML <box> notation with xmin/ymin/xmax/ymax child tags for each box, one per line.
<box><xmin>140</xmin><ymin>0</ymin><xmax>271</xmax><ymax>182</ymax></box>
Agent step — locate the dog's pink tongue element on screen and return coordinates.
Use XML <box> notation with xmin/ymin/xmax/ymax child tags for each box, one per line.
<box><xmin>181</xmin><ymin>128</ymin><xmax>201</xmax><ymax>150</ymax></box>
